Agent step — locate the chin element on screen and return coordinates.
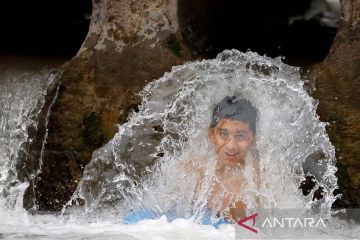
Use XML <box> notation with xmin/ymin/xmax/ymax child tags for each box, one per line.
<box><xmin>219</xmin><ymin>158</ymin><xmax>239</xmax><ymax>166</ymax></box>
<box><xmin>219</xmin><ymin>156</ymin><xmax>245</xmax><ymax>166</ymax></box>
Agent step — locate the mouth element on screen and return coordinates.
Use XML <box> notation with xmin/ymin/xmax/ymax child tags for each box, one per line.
<box><xmin>225</xmin><ymin>152</ymin><xmax>238</xmax><ymax>159</ymax></box>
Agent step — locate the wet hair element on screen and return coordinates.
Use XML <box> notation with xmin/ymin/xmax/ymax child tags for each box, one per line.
<box><xmin>210</xmin><ymin>96</ymin><xmax>258</xmax><ymax>134</ymax></box>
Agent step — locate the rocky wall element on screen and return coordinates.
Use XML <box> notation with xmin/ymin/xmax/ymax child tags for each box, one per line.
<box><xmin>311</xmin><ymin>0</ymin><xmax>360</xmax><ymax>208</ymax></box>
<box><xmin>25</xmin><ymin>0</ymin><xmax>191</xmax><ymax>211</ymax></box>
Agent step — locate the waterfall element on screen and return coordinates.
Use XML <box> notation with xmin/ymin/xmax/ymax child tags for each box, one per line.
<box><xmin>0</xmin><ymin>68</ymin><xmax>62</xmax><ymax>212</ymax></box>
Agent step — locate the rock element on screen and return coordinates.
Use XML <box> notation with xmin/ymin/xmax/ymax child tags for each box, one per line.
<box><xmin>311</xmin><ymin>0</ymin><xmax>360</xmax><ymax>208</ymax></box>
<box><xmin>25</xmin><ymin>0</ymin><xmax>191</xmax><ymax>211</ymax></box>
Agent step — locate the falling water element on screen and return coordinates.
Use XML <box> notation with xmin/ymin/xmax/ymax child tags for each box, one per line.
<box><xmin>0</xmin><ymin>68</ymin><xmax>61</xmax><ymax>211</ymax></box>
<box><xmin>0</xmin><ymin>50</ymin><xmax>358</xmax><ymax>239</ymax></box>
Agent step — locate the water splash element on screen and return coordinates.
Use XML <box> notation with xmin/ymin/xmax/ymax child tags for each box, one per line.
<box><xmin>69</xmin><ymin>50</ymin><xmax>338</xmax><ymax>222</ymax></box>
<box><xmin>0</xmin><ymin>68</ymin><xmax>62</xmax><ymax>212</ymax></box>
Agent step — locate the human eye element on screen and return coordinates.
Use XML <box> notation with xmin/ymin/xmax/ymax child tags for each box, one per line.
<box><xmin>219</xmin><ymin>129</ymin><xmax>229</xmax><ymax>139</ymax></box>
<box><xmin>234</xmin><ymin>131</ymin><xmax>248</xmax><ymax>141</ymax></box>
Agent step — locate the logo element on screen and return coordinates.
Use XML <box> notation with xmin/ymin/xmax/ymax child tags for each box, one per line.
<box><xmin>237</xmin><ymin>213</ymin><xmax>258</xmax><ymax>233</ymax></box>
<box><xmin>236</xmin><ymin>209</ymin><xmax>360</xmax><ymax>239</ymax></box>
<box><xmin>236</xmin><ymin>211</ymin><xmax>327</xmax><ymax>237</ymax></box>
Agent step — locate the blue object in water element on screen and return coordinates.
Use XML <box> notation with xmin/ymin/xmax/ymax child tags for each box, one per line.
<box><xmin>123</xmin><ymin>208</ymin><xmax>158</xmax><ymax>223</ymax></box>
<box><xmin>123</xmin><ymin>208</ymin><xmax>232</xmax><ymax>229</ymax></box>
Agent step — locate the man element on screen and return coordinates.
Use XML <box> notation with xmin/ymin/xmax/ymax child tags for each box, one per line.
<box><xmin>204</xmin><ymin>96</ymin><xmax>259</xmax><ymax>222</ymax></box>
<box><xmin>124</xmin><ymin>96</ymin><xmax>259</xmax><ymax>225</ymax></box>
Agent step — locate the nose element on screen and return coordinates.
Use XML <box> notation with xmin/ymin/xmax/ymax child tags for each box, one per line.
<box><xmin>225</xmin><ymin>137</ymin><xmax>238</xmax><ymax>152</ymax></box>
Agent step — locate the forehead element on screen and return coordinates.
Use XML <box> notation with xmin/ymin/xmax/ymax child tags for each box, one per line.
<box><xmin>214</xmin><ymin>119</ymin><xmax>251</xmax><ymax>132</ymax></box>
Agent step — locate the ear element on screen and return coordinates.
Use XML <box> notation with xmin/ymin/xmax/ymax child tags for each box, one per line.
<box><xmin>208</xmin><ymin>128</ymin><xmax>215</xmax><ymax>144</ymax></box>
<box><xmin>249</xmin><ymin>133</ymin><xmax>256</xmax><ymax>146</ymax></box>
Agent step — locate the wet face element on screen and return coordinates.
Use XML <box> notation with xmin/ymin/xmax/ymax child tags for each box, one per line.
<box><xmin>208</xmin><ymin>119</ymin><xmax>255</xmax><ymax>167</ymax></box>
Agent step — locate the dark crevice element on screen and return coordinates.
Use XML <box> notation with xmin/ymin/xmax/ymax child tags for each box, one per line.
<box><xmin>178</xmin><ymin>0</ymin><xmax>339</xmax><ymax>67</ymax></box>
<box><xmin>0</xmin><ymin>0</ymin><xmax>92</xmax><ymax>57</ymax></box>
